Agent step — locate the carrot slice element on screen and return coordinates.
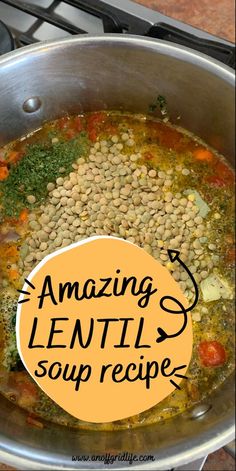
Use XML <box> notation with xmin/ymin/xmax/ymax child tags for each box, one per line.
<box><xmin>193</xmin><ymin>148</ymin><xmax>213</xmax><ymax>162</ymax></box>
<box><xmin>19</xmin><ymin>208</ymin><xmax>29</xmax><ymax>223</ymax></box>
<box><xmin>8</xmin><ymin>269</ymin><xmax>19</xmax><ymax>281</ymax></box>
<box><xmin>0</xmin><ymin>166</ymin><xmax>9</xmax><ymax>180</ymax></box>
<box><xmin>198</xmin><ymin>340</ymin><xmax>226</xmax><ymax>367</ymax></box>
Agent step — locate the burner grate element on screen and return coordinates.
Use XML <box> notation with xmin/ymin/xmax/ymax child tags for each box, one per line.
<box><xmin>0</xmin><ymin>0</ymin><xmax>235</xmax><ymax>67</ymax></box>
<box><xmin>0</xmin><ymin>0</ymin><xmax>124</xmax><ymax>45</ymax></box>
<box><xmin>0</xmin><ymin>17</ymin><xmax>14</xmax><ymax>53</ymax></box>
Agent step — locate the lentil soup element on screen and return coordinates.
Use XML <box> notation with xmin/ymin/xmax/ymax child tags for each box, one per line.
<box><xmin>0</xmin><ymin>112</ymin><xmax>234</xmax><ymax>430</ymax></box>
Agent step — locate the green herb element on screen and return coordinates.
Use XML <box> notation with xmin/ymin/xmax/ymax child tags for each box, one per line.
<box><xmin>0</xmin><ymin>133</ymin><xmax>89</xmax><ymax>218</ymax></box>
<box><xmin>149</xmin><ymin>94</ymin><xmax>168</xmax><ymax>116</ymax></box>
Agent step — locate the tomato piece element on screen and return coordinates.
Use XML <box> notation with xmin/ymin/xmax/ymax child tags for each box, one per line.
<box><xmin>87</xmin><ymin>112</ymin><xmax>107</xmax><ymax>142</ymax></box>
<box><xmin>7</xmin><ymin>151</ymin><xmax>22</xmax><ymax>164</ymax></box>
<box><xmin>65</xmin><ymin>128</ymin><xmax>76</xmax><ymax>140</ymax></box>
<box><xmin>205</xmin><ymin>175</ymin><xmax>226</xmax><ymax>187</ymax></box>
<box><xmin>57</xmin><ymin>116</ymin><xmax>69</xmax><ymax>130</ymax></box>
<box><xmin>215</xmin><ymin>161</ymin><xmax>234</xmax><ymax>184</ymax></box>
<box><xmin>205</xmin><ymin>160</ymin><xmax>234</xmax><ymax>187</ymax></box>
<box><xmin>88</xmin><ymin>112</ymin><xmax>106</xmax><ymax>126</ymax></box>
<box><xmin>88</xmin><ymin>128</ymin><xmax>97</xmax><ymax>142</ymax></box>
<box><xmin>74</xmin><ymin>116</ymin><xmax>83</xmax><ymax>132</ymax></box>
<box><xmin>198</xmin><ymin>340</ymin><xmax>226</xmax><ymax>367</ymax></box>
<box><xmin>0</xmin><ymin>166</ymin><xmax>9</xmax><ymax>180</ymax></box>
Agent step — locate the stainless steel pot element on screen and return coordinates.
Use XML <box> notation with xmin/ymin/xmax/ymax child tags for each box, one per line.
<box><xmin>0</xmin><ymin>35</ymin><xmax>235</xmax><ymax>470</ymax></box>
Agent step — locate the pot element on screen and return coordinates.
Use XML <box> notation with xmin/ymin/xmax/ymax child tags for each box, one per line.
<box><xmin>0</xmin><ymin>35</ymin><xmax>235</xmax><ymax>470</ymax></box>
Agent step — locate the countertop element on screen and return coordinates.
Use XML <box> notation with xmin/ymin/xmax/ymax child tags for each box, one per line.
<box><xmin>135</xmin><ymin>0</ymin><xmax>235</xmax><ymax>42</ymax></box>
<box><xmin>0</xmin><ymin>1</ymin><xmax>235</xmax><ymax>470</ymax></box>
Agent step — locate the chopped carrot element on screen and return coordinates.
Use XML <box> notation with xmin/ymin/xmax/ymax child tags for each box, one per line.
<box><xmin>19</xmin><ymin>208</ymin><xmax>29</xmax><ymax>223</ymax></box>
<box><xmin>193</xmin><ymin>148</ymin><xmax>214</xmax><ymax>162</ymax></box>
<box><xmin>8</xmin><ymin>269</ymin><xmax>19</xmax><ymax>281</ymax></box>
<box><xmin>5</xmin><ymin>245</ymin><xmax>18</xmax><ymax>258</ymax></box>
<box><xmin>7</xmin><ymin>151</ymin><xmax>21</xmax><ymax>164</ymax></box>
<box><xmin>26</xmin><ymin>415</ymin><xmax>44</xmax><ymax>429</ymax></box>
<box><xmin>0</xmin><ymin>166</ymin><xmax>9</xmax><ymax>180</ymax></box>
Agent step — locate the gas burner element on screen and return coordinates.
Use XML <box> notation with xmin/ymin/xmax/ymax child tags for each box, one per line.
<box><xmin>0</xmin><ymin>18</ymin><xmax>14</xmax><ymax>54</ymax></box>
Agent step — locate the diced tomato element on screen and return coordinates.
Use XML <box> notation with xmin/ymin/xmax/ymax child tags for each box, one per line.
<box><xmin>65</xmin><ymin>128</ymin><xmax>76</xmax><ymax>140</ymax></box>
<box><xmin>215</xmin><ymin>161</ymin><xmax>234</xmax><ymax>184</ymax></box>
<box><xmin>205</xmin><ymin>175</ymin><xmax>227</xmax><ymax>187</ymax></box>
<box><xmin>0</xmin><ymin>166</ymin><xmax>9</xmax><ymax>180</ymax></box>
<box><xmin>87</xmin><ymin>112</ymin><xmax>107</xmax><ymax>142</ymax></box>
<box><xmin>74</xmin><ymin>116</ymin><xmax>83</xmax><ymax>132</ymax></box>
<box><xmin>87</xmin><ymin>112</ymin><xmax>106</xmax><ymax>126</ymax></box>
<box><xmin>57</xmin><ymin>116</ymin><xmax>70</xmax><ymax>130</ymax></box>
<box><xmin>206</xmin><ymin>160</ymin><xmax>234</xmax><ymax>187</ymax></box>
<box><xmin>159</xmin><ymin>128</ymin><xmax>182</xmax><ymax>149</ymax></box>
<box><xmin>198</xmin><ymin>340</ymin><xmax>226</xmax><ymax>367</ymax></box>
<box><xmin>88</xmin><ymin>128</ymin><xmax>98</xmax><ymax>142</ymax></box>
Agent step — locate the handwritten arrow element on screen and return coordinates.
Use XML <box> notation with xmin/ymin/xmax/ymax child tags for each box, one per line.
<box><xmin>166</xmin><ymin>250</ymin><xmax>199</xmax><ymax>312</ymax></box>
<box><xmin>156</xmin><ymin>249</ymin><xmax>199</xmax><ymax>343</ymax></box>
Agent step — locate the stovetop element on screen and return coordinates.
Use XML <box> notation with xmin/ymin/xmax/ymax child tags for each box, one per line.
<box><xmin>0</xmin><ymin>1</ymin><xmax>234</xmax><ymax>470</ymax></box>
<box><xmin>0</xmin><ymin>0</ymin><xmax>235</xmax><ymax>68</ymax></box>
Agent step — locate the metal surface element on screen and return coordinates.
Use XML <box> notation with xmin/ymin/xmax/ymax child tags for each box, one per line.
<box><xmin>0</xmin><ymin>35</ymin><xmax>235</xmax><ymax>470</ymax></box>
<box><xmin>0</xmin><ymin>18</ymin><xmax>14</xmax><ymax>54</ymax></box>
<box><xmin>0</xmin><ymin>0</ymin><xmax>235</xmax><ymax>67</ymax></box>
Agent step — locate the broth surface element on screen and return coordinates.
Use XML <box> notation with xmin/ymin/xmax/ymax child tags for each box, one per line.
<box><xmin>0</xmin><ymin>112</ymin><xmax>235</xmax><ymax>430</ymax></box>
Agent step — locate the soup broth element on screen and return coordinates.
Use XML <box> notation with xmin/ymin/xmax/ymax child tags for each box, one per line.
<box><xmin>0</xmin><ymin>112</ymin><xmax>234</xmax><ymax>430</ymax></box>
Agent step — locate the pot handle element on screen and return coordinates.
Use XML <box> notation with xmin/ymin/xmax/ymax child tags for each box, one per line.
<box><xmin>146</xmin><ymin>23</ymin><xmax>235</xmax><ymax>69</ymax></box>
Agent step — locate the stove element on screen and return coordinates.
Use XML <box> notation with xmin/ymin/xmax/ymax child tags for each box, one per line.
<box><xmin>0</xmin><ymin>1</ymin><xmax>234</xmax><ymax>470</ymax></box>
<box><xmin>0</xmin><ymin>0</ymin><xmax>235</xmax><ymax>68</ymax></box>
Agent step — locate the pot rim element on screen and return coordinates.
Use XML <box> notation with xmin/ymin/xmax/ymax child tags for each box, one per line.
<box><xmin>0</xmin><ymin>33</ymin><xmax>235</xmax><ymax>83</ymax></box>
<box><xmin>0</xmin><ymin>419</ymin><xmax>235</xmax><ymax>470</ymax></box>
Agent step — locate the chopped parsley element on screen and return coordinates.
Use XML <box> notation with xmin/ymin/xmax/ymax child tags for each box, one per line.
<box><xmin>0</xmin><ymin>133</ymin><xmax>89</xmax><ymax>218</ymax></box>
